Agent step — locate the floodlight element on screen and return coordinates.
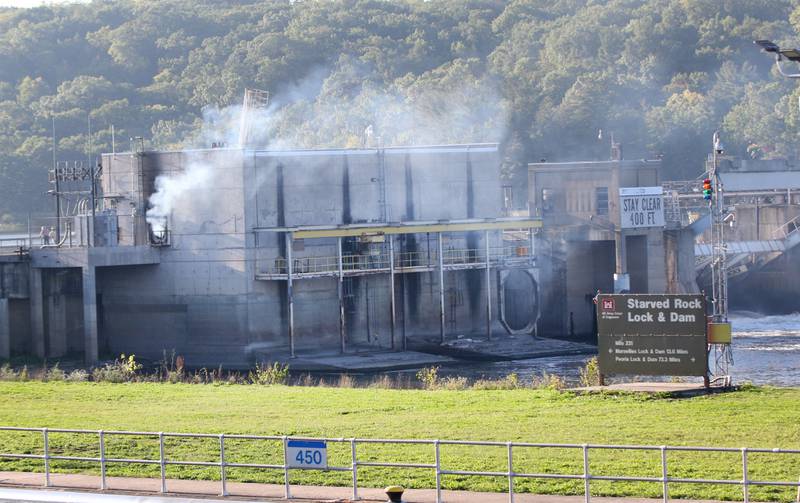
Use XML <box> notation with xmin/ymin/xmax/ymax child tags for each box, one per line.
<box><xmin>780</xmin><ymin>48</ymin><xmax>800</xmax><ymax>62</ymax></box>
<box><xmin>755</xmin><ymin>39</ymin><xmax>780</xmax><ymax>53</ymax></box>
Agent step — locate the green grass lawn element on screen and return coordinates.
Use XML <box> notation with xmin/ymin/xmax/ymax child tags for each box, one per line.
<box><xmin>0</xmin><ymin>382</ymin><xmax>799</xmax><ymax>501</ymax></box>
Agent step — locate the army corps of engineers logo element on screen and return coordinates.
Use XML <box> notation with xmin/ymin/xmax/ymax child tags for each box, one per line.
<box><xmin>601</xmin><ymin>297</ymin><xmax>615</xmax><ymax>311</ymax></box>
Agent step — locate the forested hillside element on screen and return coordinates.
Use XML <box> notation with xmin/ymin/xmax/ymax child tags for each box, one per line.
<box><xmin>0</xmin><ymin>0</ymin><xmax>798</xmax><ymax>224</ymax></box>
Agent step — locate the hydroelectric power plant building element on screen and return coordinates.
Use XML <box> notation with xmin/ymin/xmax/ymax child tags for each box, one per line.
<box><xmin>0</xmin><ymin>144</ymin><xmax>546</xmax><ymax>366</ymax></box>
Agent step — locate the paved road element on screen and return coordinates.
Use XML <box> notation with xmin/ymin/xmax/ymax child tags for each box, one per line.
<box><xmin>0</xmin><ymin>471</ymin><xmax>728</xmax><ymax>503</ymax></box>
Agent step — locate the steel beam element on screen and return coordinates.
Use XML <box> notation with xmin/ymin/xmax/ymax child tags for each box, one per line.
<box><xmin>255</xmin><ymin>218</ymin><xmax>543</xmax><ymax>239</ymax></box>
<box><xmin>485</xmin><ymin>230</ymin><xmax>491</xmax><ymax>340</ymax></box>
<box><xmin>286</xmin><ymin>233</ymin><xmax>295</xmax><ymax>358</ymax></box>
<box><xmin>438</xmin><ymin>232</ymin><xmax>445</xmax><ymax>343</ymax></box>
<box><xmin>389</xmin><ymin>235</ymin><xmax>397</xmax><ymax>350</ymax></box>
<box><xmin>337</xmin><ymin>237</ymin><xmax>345</xmax><ymax>354</ymax></box>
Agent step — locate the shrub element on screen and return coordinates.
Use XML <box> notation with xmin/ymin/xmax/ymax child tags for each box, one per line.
<box><xmin>579</xmin><ymin>357</ymin><xmax>601</xmax><ymax>387</ymax></box>
<box><xmin>298</xmin><ymin>373</ymin><xmax>317</xmax><ymax>387</ymax></box>
<box><xmin>65</xmin><ymin>369</ymin><xmax>88</xmax><ymax>382</ymax></box>
<box><xmin>92</xmin><ymin>354</ymin><xmax>142</xmax><ymax>383</ymax></box>
<box><xmin>531</xmin><ymin>372</ymin><xmax>565</xmax><ymax>390</ymax></box>
<box><xmin>416</xmin><ymin>366</ymin><xmax>440</xmax><ymax>390</ymax></box>
<box><xmin>159</xmin><ymin>350</ymin><xmax>185</xmax><ymax>383</ymax></box>
<box><xmin>46</xmin><ymin>363</ymin><xmax>66</xmax><ymax>382</ymax></box>
<box><xmin>368</xmin><ymin>374</ymin><xmax>396</xmax><ymax>389</ymax></box>
<box><xmin>472</xmin><ymin>373</ymin><xmax>521</xmax><ymax>390</ymax></box>
<box><xmin>248</xmin><ymin>362</ymin><xmax>289</xmax><ymax>385</ymax></box>
<box><xmin>0</xmin><ymin>364</ymin><xmax>16</xmax><ymax>381</ymax></box>
<box><xmin>440</xmin><ymin>376</ymin><xmax>468</xmax><ymax>390</ymax></box>
<box><xmin>337</xmin><ymin>374</ymin><xmax>354</xmax><ymax>388</ymax></box>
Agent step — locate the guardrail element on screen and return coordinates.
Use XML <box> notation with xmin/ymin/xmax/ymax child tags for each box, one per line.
<box><xmin>261</xmin><ymin>245</ymin><xmax>535</xmax><ymax>277</ymax></box>
<box><xmin>0</xmin><ymin>427</ymin><xmax>799</xmax><ymax>502</ymax></box>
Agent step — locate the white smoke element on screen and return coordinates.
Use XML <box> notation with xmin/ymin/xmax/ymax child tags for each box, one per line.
<box><xmin>145</xmin><ymin>62</ymin><xmax>508</xmax><ymax>233</ymax></box>
<box><xmin>146</xmin><ymin>160</ymin><xmax>213</xmax><ymax>235</ymax></box>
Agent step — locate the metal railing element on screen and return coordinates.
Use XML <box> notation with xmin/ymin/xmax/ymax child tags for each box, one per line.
<box><xmin>0</xmin><ymin>427</ymin><xmax>799</xmax><ymax>502</ymax></box>
<box><xmin>261</xmin><ymin>246</ymin><xmax>535</xmax><ymax>277</ymax></box>
<box><xmin>772</xmin><ymin>214</ymin><xmax>800</xmax><ymax>240</ymax></box>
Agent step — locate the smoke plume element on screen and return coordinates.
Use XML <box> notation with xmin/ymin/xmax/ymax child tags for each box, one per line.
<box><xmin>145</xmin><ymin>61</ymin><xmax>508</xmax><ymax>232</ymax></box>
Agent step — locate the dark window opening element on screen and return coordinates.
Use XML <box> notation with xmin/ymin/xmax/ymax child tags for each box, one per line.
<box><xmin>595</xmin><ymin>187</ymin><xmax>609</xmax><ymax>215</ymax></box>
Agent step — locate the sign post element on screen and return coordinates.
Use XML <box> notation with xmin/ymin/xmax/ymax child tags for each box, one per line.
<box><xmin>596</xmin><ymin>294</ymin><xmax>708</xmax><ymax>383</ymax></box>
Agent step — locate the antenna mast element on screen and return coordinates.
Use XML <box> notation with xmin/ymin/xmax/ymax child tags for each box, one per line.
<box><xmin>238</xmin><ymin>88</ymin><xmax>270</xmax><ymax>148</ymax></box>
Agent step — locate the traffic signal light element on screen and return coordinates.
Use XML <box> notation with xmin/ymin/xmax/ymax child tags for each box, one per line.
<box><xmin>702</xmin><ymin>178</ymin><xmax>713</xmax><ymax>200</ymax></box>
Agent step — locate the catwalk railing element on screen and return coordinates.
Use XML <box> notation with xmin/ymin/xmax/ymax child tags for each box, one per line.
<box><xmin>0</xmin><ymin>427</ymin><xmax>798</xmax><ymax>503</ymax></box>
<box><xmin>257</xmin><ymin>245</ymin><xmax>535</xmax><ymax>279</ymax></box>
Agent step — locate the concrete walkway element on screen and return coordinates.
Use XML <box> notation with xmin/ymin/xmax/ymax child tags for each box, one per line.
<box><xmin>0</xmin><ymin>471</ymin><xmax>728</xmax><ymax>503</ymax></box>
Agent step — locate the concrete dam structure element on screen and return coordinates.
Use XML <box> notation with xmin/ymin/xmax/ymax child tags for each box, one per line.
<box><xmin>0</xmin><ymin>144</ymin><xmax>547</xmax><ymax>367</ymax></box>
<box><xmin>0</xmin><ymin>141</ymin><xmax>710</xmax><ymax>367</ymax></box>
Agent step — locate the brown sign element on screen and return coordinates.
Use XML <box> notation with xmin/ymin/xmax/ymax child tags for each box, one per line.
<box><xmin>596</xmin><ymin>294</ymin><xmax>708</xmax><ymax>377</ymax></box>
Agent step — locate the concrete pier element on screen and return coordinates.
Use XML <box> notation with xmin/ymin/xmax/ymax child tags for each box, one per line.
<box><xmin>28</xmin><ymin>268</ymin><xmax>45</xmax><ymax>359</ymax></box>
<box><xmin>82</xmin><ymin>266</ymin><xmax>98</xmax><ymax>364</ymax></box>
<box><xmin>0</xmin><ymin>298</ymin><xmax>9</xmax><ymax>359</ymax></box>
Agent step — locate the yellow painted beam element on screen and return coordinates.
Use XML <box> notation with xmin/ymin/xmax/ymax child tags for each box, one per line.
<box><xmin>293</xmin><ymin>220</ymin><xmax>542</xmax><ymax>239</ymax></box>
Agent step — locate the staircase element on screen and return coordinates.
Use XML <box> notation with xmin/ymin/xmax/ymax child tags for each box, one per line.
<box><xmin>695</xmin><ymin>214</ymin><xmax>800</xmax><ymax>277</ymax></box>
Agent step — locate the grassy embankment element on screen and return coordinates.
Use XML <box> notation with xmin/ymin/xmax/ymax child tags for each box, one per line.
<box><xmin>0</xmin><ymin>382</ymin><xmax>799</xmax><ymax>501</ymax></box>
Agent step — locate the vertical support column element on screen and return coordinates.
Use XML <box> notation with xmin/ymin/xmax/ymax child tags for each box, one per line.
<box><xmin>507</xmin><ymin>442</ymin><xmax>514</xmax><ymax>503</ymax></box>
<box><xmin>389</xmin><ymin>235</ymin><xmax>396</xmax><ymax>351</ymax></box>
<box><xmin>47</xmin><ymin>278</ymin><xmax>68</xmax><ymax>358</ymax></box>
<box><xmin>337</xmin><ymin>237</ymin><xmax>345</xmax><ymax>354</ymax></box>
<box><xmin>286</xmin><ymin>232</ymin><xmax>295</xmax><ymax>358</ymax></box>
<box><xmin>614</xmin><ymin>230</ymin><xmax>629</xmax><ymax>293</ymax></box>
<box><xmin>530</xmin><ymin>227</ymin><xmax>536</xmax><ymax>264</ymax></box>
<box><xmin>485</xmin><ymin>230</ymin><xmax>492</xmax><ymax>341</ymax></box>
<box><xmin>582</xmin><ymin>444</ymin><xmax>591</xmax><ymax>503</ymax></box>
<box><xmin>438</xmin><ymin>232</ymin><xmax>445</xmax><ymax>343</ymax></box>
<box><xmin>82</xmin><ymin>266</ymin><xmax>99</xmax><ymax>364</ymax></box>
<box><xmin>0</xmin><ymin>298</ymin><xmax>10</xmax><ymax>359</ymax></box>
<box><xmin>434</xmin><ymin>439</ymin><xmax>442</xmax><ymax>503</ymax></box>
<box><xmin>350</xmin><ymin>438</ymin><xmax>359</xmax><ymax>501</ymax></box>
<box><xmin>99</xmin><ymin>430</ymin><xmax>106</xmax><ymax>490</ymax></box>
<box><xmin>741</xmin><ymin>447</ymin><xmax>749</xmax><ymax>503</ymax></box>
<box><xmin>282</xmin><ymin>436</ymin><xmax>291</xmax><ymax>499</ymax></box>
<box><xmin>29</xmin><ymin>268</ymin><xmax>45</xmax><ymax>358</ymax></box>
<box><xmin>219</xmin><ymin>434</ymin><xmax>227</xmax><ymax>496</ymax></box>
<box><xmin>158</xmin><ymin>432</ymin><xmax>166</xmax><ymax>493</ymax></box>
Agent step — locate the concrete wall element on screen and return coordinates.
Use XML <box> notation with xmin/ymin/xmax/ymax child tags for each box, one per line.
<box><xmin>0</xmin><ymin>260</ymin><xmax>32</xmax><ymax>358</ymax></box>
<box><xmin>90</xmin><ymin>145</ymin><xmax>511</xmax><ymax>366</ymax></box>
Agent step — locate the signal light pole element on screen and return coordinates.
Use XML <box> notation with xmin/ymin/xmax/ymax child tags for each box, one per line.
<box><xmin>708</xmin><ymin>132</ymin><xmax>733</xmax><ymax>383</ymax></box>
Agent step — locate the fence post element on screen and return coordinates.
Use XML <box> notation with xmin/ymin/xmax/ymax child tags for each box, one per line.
<box><xmin>507</xmin><ymin>442</ymin><xmax>514</xmax><ymax>503</ymax></box>
<box><xmin>158</xmin><ymin>432</ymin><xmax>166</xmax><ymax>493</ymax></box>
<box><xmin>434</xmin><ymin>439</ymin><xmax>442</xmax><ymax>503</ymax></box>
<box><xmin>42</xmin><ymin>428</ymin><xmax>50</xmax><ymax>488</ymax></box>
<box><xmin>660</xmin><ymin>446</ymin><xmax>668</xmax><ymax>503</ymax></box>
<box><xmin>351</xmin><ymin>438</ymin><xmax>359</xmax><ymax>501</ymax></box>
<box><xmin>741</xmin><ymin>447</ymin><xmax>749</xmax><ymax>503</ymax></box>
<box><xmin>219</xmin><ymin>434</ymin><xmax>227</xmax><ymax>497</ymax></box>
<box><xmin>283</xmin><ymin>436</ymin><xmax>291</xmax><ymax>499</ymax></box>
<box><xmin>582</xmin><ymin>444</ymin><xmax>590</xmax><ymax>503</ymax></box>
<box><xmin>99</xmin><ymin>430</ymin><xmax>106</xmax><ymax>490</ymax></box>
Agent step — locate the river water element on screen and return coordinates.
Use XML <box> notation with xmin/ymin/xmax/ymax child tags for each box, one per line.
<box><xmin>378</xmin><ymin>312</ymin><xmax>800</xmax><ymax>387</ymax></box>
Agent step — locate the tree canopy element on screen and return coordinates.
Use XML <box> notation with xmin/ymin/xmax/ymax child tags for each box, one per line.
<box><xmin>1</xmin><ymin>0</ymin><xmax>799</xmax><ymax>221</ymax></box>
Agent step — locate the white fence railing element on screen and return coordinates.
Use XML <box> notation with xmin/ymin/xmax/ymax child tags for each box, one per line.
<box><xmin>0</xmin><ymin>427</ymin><xmax>798</xmax><ymax>502</ymax></box>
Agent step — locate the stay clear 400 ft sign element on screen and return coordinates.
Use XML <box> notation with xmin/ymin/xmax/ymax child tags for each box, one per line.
<box><xmin>596</xmin><ymin>294</ymin><xmax>707</xmax><ymax>377</ymax></box>
<box><xmin>619</xmin><ymin>186</ymin><xmax>665</xmax><ymax>229</ymax></box>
